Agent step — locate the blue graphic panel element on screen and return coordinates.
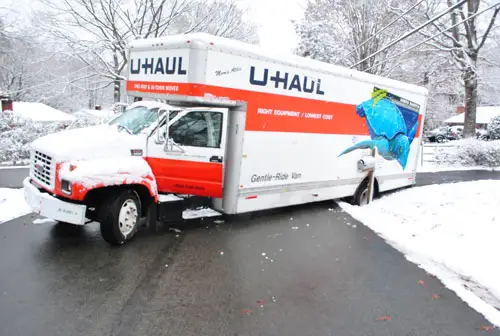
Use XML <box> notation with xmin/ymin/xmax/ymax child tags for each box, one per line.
<box><xmin>337</xmin><ymin>87</ymin><xmax>421</xmax><ymax>170</ymax></box>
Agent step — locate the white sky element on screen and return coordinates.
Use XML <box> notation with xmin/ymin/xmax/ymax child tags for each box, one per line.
<box><xmin>1</xmin><ymin>0</ymin><xmax>306</xmax><ymax>54</ymax></box>
<box><xmin>241</xmin><ymin>0</ymin><xmax>306</xmax><ymax>54</ymax></box>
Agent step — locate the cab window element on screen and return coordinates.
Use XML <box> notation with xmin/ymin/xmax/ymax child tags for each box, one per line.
<box><xmin>168</xmin><ymin>111</ymin><xmax>223</xmax><ymax>148</ymax></box>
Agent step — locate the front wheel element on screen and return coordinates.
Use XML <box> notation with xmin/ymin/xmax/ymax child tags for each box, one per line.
<box><xmin>99</xmin><ymin>189</ymin><xmax>142</xmax><ymax>245</ymax></box>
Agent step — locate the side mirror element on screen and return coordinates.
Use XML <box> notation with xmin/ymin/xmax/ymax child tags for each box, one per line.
<box><xmin>154</xmin><ymin>108</ymin><xmax>170</xmax><ymax>145</ymax></box>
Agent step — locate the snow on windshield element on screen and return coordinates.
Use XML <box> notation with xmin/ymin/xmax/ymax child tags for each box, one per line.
<box><xmin>108</xmin><ymin>105</ymin><xmax>161</xmax><ymax>134</ymax></box>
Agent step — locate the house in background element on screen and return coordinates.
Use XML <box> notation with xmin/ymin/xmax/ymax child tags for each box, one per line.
<box><xmin>72</xmin><ymin>106</ymin><xmax>116</xmax><ymax>121</ymax></box>
<box><xmin>72</xmin><ymin>103</ymin><xmax>128</xmax><ymax>122</ymax></box>
<box><xmin>2</xmin><ymin>101</ymin><xmax>76</xmax><ymax>124</ymax></box>
<box><xmin>444</xmin><ymin>106</ymin><xmax>500</xmax><ymax>130</ymax></box>
<box><xmin>0</xmin><ymin>93</ymin><xmax>13</xmax><ymax>112</ymax></box>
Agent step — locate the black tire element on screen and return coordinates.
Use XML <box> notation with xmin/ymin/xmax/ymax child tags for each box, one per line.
<box><xmin>99</xmin><ymin>189</ymin><xmax>142</xmax><ymax>246</ymax></box>
<box><xmin>436</xmin><ymin>135</ymin><xmax>444</xmax><ymax>143</ymax></box>
<box><xmin>352</xmin><ymin>179</ymin><xmax>370</xmax><ymax>206</ymax></box>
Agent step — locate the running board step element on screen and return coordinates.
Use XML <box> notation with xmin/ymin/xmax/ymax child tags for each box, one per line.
<box><xmin>156</xmin><ymin>194</ymin><xmax>222</xmax><ymax>222</ymax></box>
<box><xmin>158</xmin><ymin>194</ymin><xmax>183</xmax><ymax>202</ymax></box>
<box><xmin>183</xmin><ymin>207</ymin><xmax>222</xmax><ymax>220</ymax></box>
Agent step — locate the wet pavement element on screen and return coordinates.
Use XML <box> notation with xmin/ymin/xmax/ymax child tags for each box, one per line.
<box><xmin>416</xmin><ymin>169</ymin><xmax>500</xmax><ymax>186</ymax></box>
<box><xmin>1</xmin><ymin>171</ymin><xmax>499</xmax><ymax>335</ymax></box>
<box><xmin>0</xmin><ymin>166</ymin><xmax>29</xmax><ymax>188</ymax></box>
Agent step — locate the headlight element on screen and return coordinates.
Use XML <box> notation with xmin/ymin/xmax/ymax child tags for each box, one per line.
<box><xmin>61</xmin><ymin>179</ymin><xmax>72</xmax><ymax>195</ymax></box>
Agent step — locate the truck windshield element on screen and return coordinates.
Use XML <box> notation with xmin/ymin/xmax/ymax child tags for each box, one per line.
<box><xmin>108</xmin><ymin>106</ymin><xmax>160</xmax><ymax>134</ymax></box>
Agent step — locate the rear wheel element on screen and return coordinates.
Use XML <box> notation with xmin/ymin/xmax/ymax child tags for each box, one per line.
<box><xmin>352</xmin><ymin>179</ymin><xmax>375</xmax><ymax>206</ymax></box>
<box><xmin>99</xmin><ymin>189</ymin><xmax>141</xmax><ymax>245</ymax></box>
<box><xmin>436</xmin><ymin>135</ymin><xmax>445</xmax><ymax>143</ymax></box>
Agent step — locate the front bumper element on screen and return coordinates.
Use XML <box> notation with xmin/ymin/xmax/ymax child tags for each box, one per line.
<box><xmin>23</xmin><ymin>177</ymin><xmax>87</xmax><ymax>225</ymax></box>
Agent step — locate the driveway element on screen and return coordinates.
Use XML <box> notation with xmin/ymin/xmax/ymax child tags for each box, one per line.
<box><xmin>0</xmin><ymin>171</ymin><xmax>498</xmax><ymax>335</ymax></box>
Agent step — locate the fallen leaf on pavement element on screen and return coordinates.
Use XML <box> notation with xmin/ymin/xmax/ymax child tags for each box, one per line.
<box><xmin>432</xmin><ymin>294</ymin><xmax>441</xmax><ymax>299</ymax></box>
<box><xmin>417</xmin><ymin>280</ymin><xmax>425</xmax><ymax>286</ymax></box>
<box><xmin>242</xmin><ymin>309</ymin><xmax>254</xmax><ymax>316</ymax></box>
<box><xmin>480</xmin><ymin>326</ymin><xmax>494</xmax><ymax>332</ymax></box>
<box><xmin>377</xmin><ymin>316</ymin><xmax>391</xmax><ymax>321</ymax></box>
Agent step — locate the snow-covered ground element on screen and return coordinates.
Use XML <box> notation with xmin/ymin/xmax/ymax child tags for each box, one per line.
<box><xmin>0</xmin><ymin>188</ymin><xmax>31</xmax><ymax>224</ymax></box>
<box><xmin>417</xmin><ymin>140</ymin><xmax>500</xmax><ymax>172</ymax></box>
<box><xmin>339</xmin><ymin>180</ymin><xmax>500</xmax><ymax>327</ymax></box>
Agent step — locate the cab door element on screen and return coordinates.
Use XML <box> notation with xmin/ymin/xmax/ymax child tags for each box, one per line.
<box><xmin>146</xmin><ymin>108</ymin><xmax>229</xmax><ymax>198</ymax></box>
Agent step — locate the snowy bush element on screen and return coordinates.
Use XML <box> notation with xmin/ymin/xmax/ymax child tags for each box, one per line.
<box><xmin>487</xmin><ymin>115</ymin><xmax>500</xmax><ymax>140</ymax></box>
<box><xmin>434</xmin><ymin>139</ymin><xmax>500</xmax><ymax>167</ymax></box>
<box><xmin>0</xmin><ymin>111</ymin><xmax>104</xmax><ymax>165</ymax></box>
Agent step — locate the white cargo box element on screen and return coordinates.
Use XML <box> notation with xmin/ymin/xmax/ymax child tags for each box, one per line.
<box><xmin>126</xmin><ymin>33</ymin><xmax>428</xmax><ymax>214</ymax></box>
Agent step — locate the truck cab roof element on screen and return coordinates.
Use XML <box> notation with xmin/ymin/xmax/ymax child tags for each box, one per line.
<box><xmin>127</xmin><ymin>100</ymin><xmax>177</xmax><ymax>111</ymax></box>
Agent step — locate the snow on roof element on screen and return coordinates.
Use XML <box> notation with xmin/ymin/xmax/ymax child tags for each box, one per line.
<box><xmin>75</xmin><ymin>108</ymin><xmax>116</xmax><ymax>119</ymax></box>
<box><xmin>444</xmin><ymin>106</ymin><xmax>500</xmax><ymax>124</ymax></box>
<box><xmin>129</xmin><ymin>33</ymin><xmax>428</xmax><ymax>96</ymax></box>
<box><xmin>10</xmin><ymin>102</ymin><xmax>75</xmax><ymax>122</ymax></box>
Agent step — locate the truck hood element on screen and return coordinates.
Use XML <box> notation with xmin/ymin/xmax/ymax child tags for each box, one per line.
<box><xmin>30</xmin><ymin>124</ymin><xmax>146</xmax><ymax>161</ymax></box>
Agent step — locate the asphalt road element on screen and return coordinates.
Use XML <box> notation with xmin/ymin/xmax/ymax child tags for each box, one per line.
<box><xmin>416</xmin><ymin>169</ymin><xmax>500</xmax><ymax>186</ymax></box>
<box><xmin>0</xmin><ymin>166</ymin><xmax>29</xmax><ymax>188</ymax></box>
<box><xmin>1</xmin><ymin>171</ymin><xmax>499</xmax><ymax>336</ymax></box>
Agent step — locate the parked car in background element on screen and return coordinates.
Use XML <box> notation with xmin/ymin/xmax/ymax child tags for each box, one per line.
<box><xmin>450</xmin><ymin>126</ymin><xmax>463</xmax><ymax>138</ymax></box>
<box><xmin>424</xmin><ymin>126</ymin><xmax>460</xmax><ymax>143</ymax></box>
<box><xmin>476</xmin><ymin>128</ymin><xmax>489</xmax><ymax>140</ymax></box>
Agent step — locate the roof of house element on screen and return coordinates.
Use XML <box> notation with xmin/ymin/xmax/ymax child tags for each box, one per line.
<box><xmin>10</xmin><ymin>102</ymin><xmax>75</xmax><ymax>122</ymax></box>
<box><xmin>444</xmin><ymin>106</ymin><xmax>500</xmax><ymax>124</ymax></box>
<box><xmin>73</xmin><ymin>108</ymin><xmax>116</xmax><ymax>120</ymax></box>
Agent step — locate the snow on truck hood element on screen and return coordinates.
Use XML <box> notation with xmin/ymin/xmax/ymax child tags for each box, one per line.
<box><xmin>30</xmin><ymin>124</ymin><xmax>146</xmax><ymax>161</ymax></box>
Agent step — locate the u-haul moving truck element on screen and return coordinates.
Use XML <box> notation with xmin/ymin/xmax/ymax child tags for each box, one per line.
<box><xmin>23</xmin><ymin>33</ymin><xmax>427</xmax><ymax>245</ymax></box>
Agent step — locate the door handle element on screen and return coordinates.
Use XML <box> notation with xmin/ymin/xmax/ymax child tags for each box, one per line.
<box><xmin>210</xmin><ymin>155</ymin><xmax>223</xmax><ymax>163</ymax></box>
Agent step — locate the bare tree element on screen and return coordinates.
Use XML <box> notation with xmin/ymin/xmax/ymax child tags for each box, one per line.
<box><xmin>294</xmin><ymin>0</ymin><xmax>416</xmax><ymax>75</ymax></box>
<box><xmin>476</xmin><ymin>34</ymin><xmax>500</xmax><ymax>105</ymax></box>
<box><xmin>38</xmin><ymin>0</ymin><xmax>258</xmax><ymax>103</ymax></box>
<box><xmin>0</xmin><ymin>22</ymin><xmax>113</xmax><ymax>113</ymax></box>
<box><xmin>394</xmin><ymin>0</ymin><xmax>500</xmax><ymax>137</ymax></box>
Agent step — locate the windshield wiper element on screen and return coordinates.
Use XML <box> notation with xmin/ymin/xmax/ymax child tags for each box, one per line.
<box><xmin>117</xmin><ymin>124</ymin><xmax>133</xmax><ymax>134</ymax></box>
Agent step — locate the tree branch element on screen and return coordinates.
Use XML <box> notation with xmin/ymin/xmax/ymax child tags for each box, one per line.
<box><xmin>477</xmin><ymin>6</ymin><xmax>500</xmax><ymax>51</ymax></box>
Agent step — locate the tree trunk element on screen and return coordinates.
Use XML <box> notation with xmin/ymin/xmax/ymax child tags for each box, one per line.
<box><xmin>113</xmin><ymin>51</ymin><xmax>121</xmax><ymax>103</ymax></box>
<box><xmin>462</xmin><ymin>68</ymin><xmax>478</xmax><ymax>138</ymax></box>
<box><xmin>113</xmin><ymin>78</ymin><xmax>121</xmax><ymax>103</ymax></box>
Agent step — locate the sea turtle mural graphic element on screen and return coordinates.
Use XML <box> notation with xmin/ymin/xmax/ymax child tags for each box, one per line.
<box><xmin>338</xmin><ymin>88</ymin><xmax>420</xmax><ymax>170</ymax></box>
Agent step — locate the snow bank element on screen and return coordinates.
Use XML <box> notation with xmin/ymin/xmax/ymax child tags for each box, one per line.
<box><xmin>420</xmin><ymin>139</ymin><xmax>500</xmax><ymax>171</ymax></box>
<box><xmin>0</xmin><ymin>188</ymin><xmax>31</xmax><ymax>224</ymax></box>
<box><xmin>339</xmin><ymin>181</ymin><xmax>500</xmax><ymax>326</ymax></box>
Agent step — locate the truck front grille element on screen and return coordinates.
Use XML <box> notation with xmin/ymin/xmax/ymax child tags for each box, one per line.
<box><xmin>31</xmin><ymin>150</ymin><xmax>55</xmax><ymax>190</ymax></box>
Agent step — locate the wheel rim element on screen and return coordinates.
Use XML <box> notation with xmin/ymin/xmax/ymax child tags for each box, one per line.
<box><xmin>359</xmin><ymin>188</ymin><xmax>369</xmax><ymax>206</ymax></box>
<box><xmin>118</xmin><ymin>199</ymin><xmax>138</xmax><ymax>236</ymax></box>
